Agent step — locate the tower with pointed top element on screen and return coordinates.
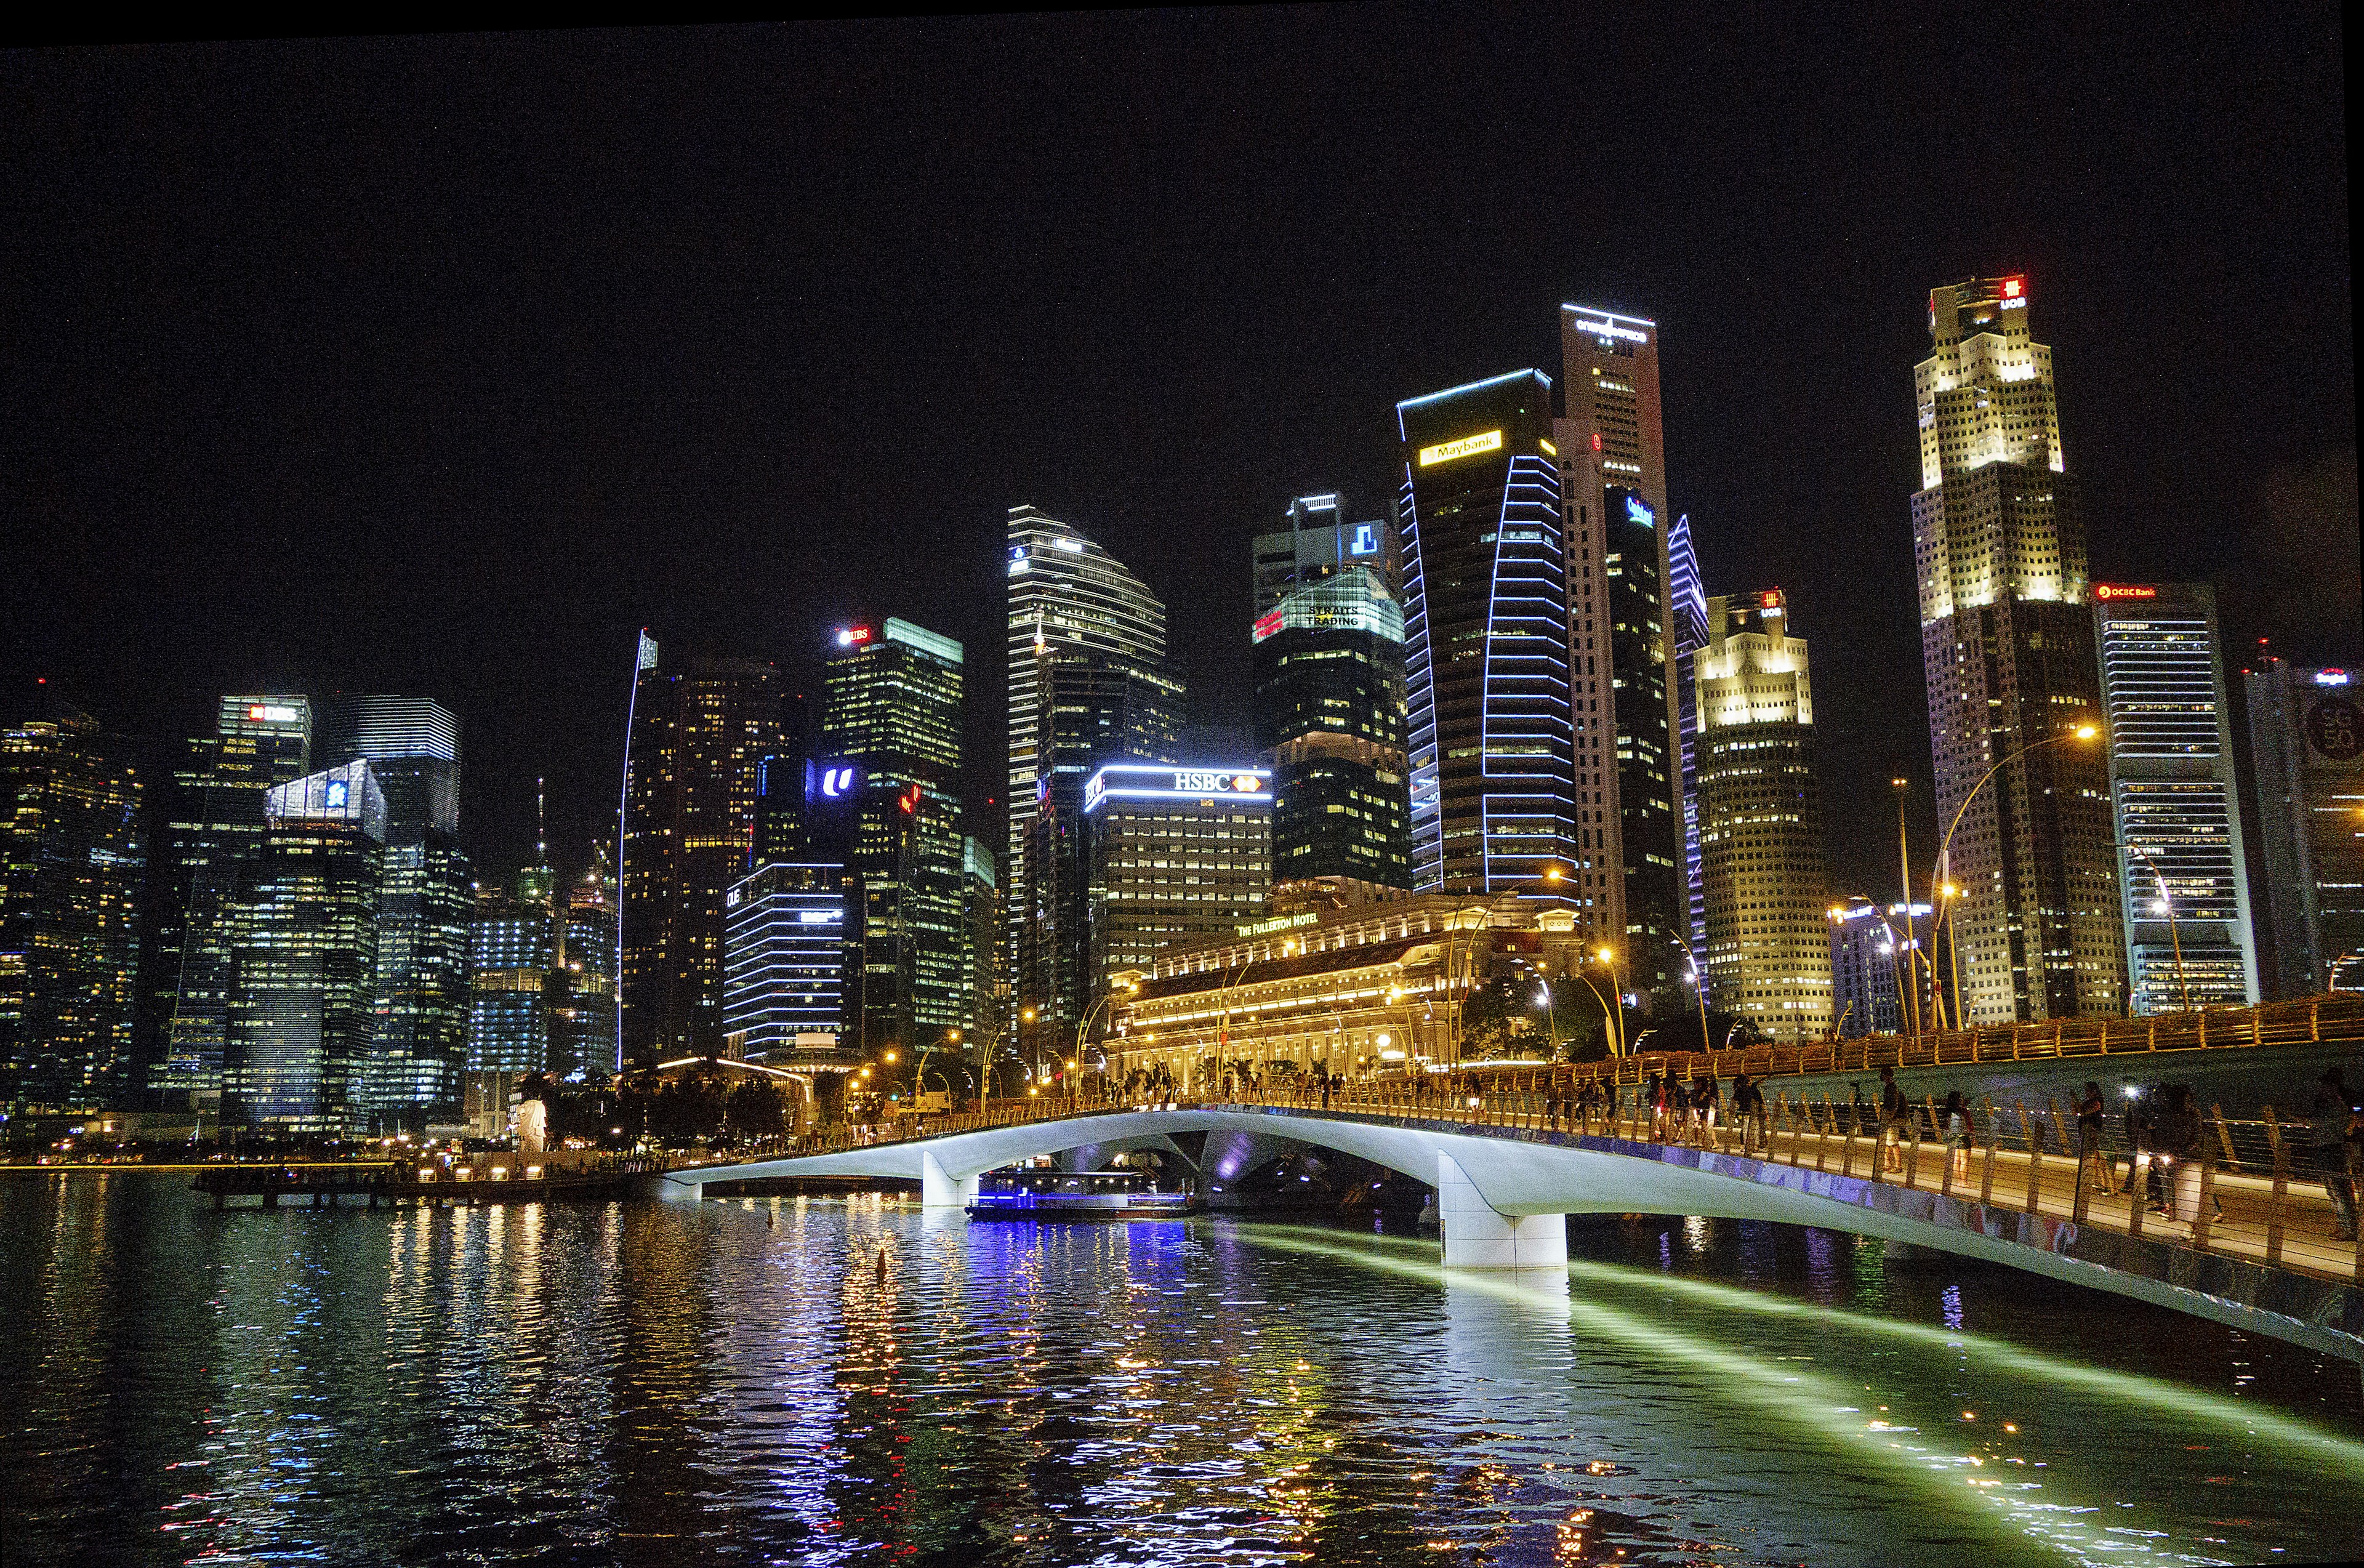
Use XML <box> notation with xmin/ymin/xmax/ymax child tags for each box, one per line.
<box><xmin>1912</xmin><ymin>277</ymin><xmax>2122</xmax><ymax>1023</ymax></box>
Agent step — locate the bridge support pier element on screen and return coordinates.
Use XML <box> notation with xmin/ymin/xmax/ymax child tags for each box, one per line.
<box><xmin>922</xmin><ymin>1152</ymin><xmax>979</xmax><ymax>1210</ymax></box>
<box><xmin>1436</xmin><ymin>1152</ymin><xmax>1567</xmax><ymax>1271</ymax></box>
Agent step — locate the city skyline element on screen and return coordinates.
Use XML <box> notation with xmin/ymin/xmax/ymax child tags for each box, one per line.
<box><xmin>3</xmin><ymin>15</ymin><xmax>2350</xmax><ymax>910</ymax></box>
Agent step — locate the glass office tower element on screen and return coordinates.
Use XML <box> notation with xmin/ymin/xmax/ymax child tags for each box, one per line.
<box><xmin>621</xmin><ymin>639</ymin><xmax>787</xmax><ymax>1065</ymax></box>
<box><xmin>0</xmin><ymin>706</ymin><xmax>145</xmax><ymax>1112</ymax></box>
<box><xmin>1252</xmin><ymin>568</ymin><xmax>1412</xmax><ymax>900</ymax></box>
<box><xmin>223</xmin><ymin>761</ymin><xmax>384</xmax><ymax>1134</ymax></box>
<box><xmin>153</xmin><ymin>696</ymin><xmax>312</xmax><ymax>1106</ymax></box>
<box><xmin>722</xmin><ymin>861</ymin><xmax>851</xmax><ymax>1066</ymax></box>
<box><xmin>1559</xmin><ymin>305</ymin><xmax>1684</xmax><ymax>997</ymax></box>
<box><xmin>1250</xmin><ymin>493</ymin><xmax>1402</xmax><ymax>619</ymax></box>
<box><xmin>464</xmin><ymin>872</ymin><xmax>556</xmax><ymax>1075</ymax></box>
<box><xmin>552</xmin><ymin>845</ymin><xmax>619</xmax><ymax>1080</ymax></box>
<box><xmin>820</xmin><ymin>618</ymin><xmax>966</xmax><ymax>1055</ymax></box>
<box><xmin>1082</xmin><ymin>764</ymin><xmax>1273</xmax><ymax>995</ymax></box>
<box><xmin>316</xmin><ymin>694</ymin><xmax>471</xmax><ymax>1124</ymax></box>
<box><xmin>1668</xmin><ymin>514</ymin><xmax>1710</xmax><ymax>980</ymax></box>
<box><xmin>1007</xmin><ymin>506</ymin><xmax>1184</xmax><ymax>1050</ymax></box>
<box><xmin>1913</xmin><ymin>277</ymin><xmax>2121</xmax><ymax>1023</ymax></box>
<box><xmin>2245</xmin><ymin>659</ymin><xmax>2364</xmax><ymax>997</ymax></box>
<box><xmin>2089</xmin><ymin>584</ymin><xmax>2258</xmax><ymax>1011</ymax></box>
<box><xmin>1396</xmin><ymin>370</ymin><xmax>1582</xmax><ymax>907</ymax></box>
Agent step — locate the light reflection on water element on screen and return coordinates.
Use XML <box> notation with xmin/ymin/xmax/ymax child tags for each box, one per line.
<box><xmin>2</xmin><ymin>1173</ymin><xmax>2360</xmax><ymax>1567</ymax></box>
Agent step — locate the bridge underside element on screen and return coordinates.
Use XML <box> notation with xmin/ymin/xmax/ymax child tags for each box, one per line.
<box><xmin>673</xmin><ymin>1107</ymin><xmax>2364</xmax><ymax>1366</ymax></box>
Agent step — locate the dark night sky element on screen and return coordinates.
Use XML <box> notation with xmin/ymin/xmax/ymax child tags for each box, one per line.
<box><xmin>4</xmin><ymin>10</ymin><xmax>2354</xmax><ymax>900</ymax></box>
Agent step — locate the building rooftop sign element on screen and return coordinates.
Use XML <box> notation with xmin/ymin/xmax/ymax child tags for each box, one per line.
<box><xmin>1084</xmin><ymin>763</ymin><xmax>1271</xmax><ymax>814</ymax></box>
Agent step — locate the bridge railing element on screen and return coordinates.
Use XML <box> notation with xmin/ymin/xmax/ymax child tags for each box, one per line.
<box><xmin>1234</xmin><ymin>1077</ymin><xmax>2363</xmax><ymax>1290</ymax></box>
<box><xmin>1373</xmin><ymin>994</ymin><xmax>2364</xmax><ymax>1098</ymax></box>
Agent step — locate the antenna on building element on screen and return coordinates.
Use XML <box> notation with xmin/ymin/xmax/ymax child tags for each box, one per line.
<box><xmin>536</xmin><ymin>776</ymin><xmax>547</xmax><ymax>861</ymax></box>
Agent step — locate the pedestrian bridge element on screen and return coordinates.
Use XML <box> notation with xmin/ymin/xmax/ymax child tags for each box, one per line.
<box><xmin>663</xmin><ymin>1095</ymin><xmax>2364</xmax><ymax>1368</ymax></box>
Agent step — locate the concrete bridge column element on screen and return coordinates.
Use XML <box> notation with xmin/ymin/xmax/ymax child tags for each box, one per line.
<box><xmin>922</xmin><ymin>1152</ymin><xmax>979</xmax><ymax>1210</ymax></box>
<box><xmin>1436</xmin><ymin>1152</ymin><xmax>1567</xmax><ymax>1272</ymax></box>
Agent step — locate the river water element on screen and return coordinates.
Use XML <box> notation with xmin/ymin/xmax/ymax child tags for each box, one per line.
<box><xmin>4</xmin><ymin>1173</ymin><xmax>2360</xmax><ymax>1566</ymax></box>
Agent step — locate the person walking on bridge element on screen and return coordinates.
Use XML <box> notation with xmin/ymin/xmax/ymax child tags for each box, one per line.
<box><xmin>2313</xmin><ymin>1066</ymin><xmax>2360</xmax><ymax>1242</ymax></box>
<box><xmin>2077</xmin><ymin>1082</ymin><xmax>2109</xmax><ymax>1193</ymax></box>
<box><xmin>1941</xmin><ymin>1091</ymin><xmax>1971</xmax><ymax>1185</ymax></box>
<box><xmin>1878</xmin><ymin>1067</ymin><xmax>1907</xmax><ymax>1174</ymax></box>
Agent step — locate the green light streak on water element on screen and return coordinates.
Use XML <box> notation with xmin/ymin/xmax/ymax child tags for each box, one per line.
<box><xmin>1229</xmin><ymin>1223</ymin><xmax>2352</xmax><ymax>1567</ymax></box>
<box><xmin>1285</xmin><ymin>1224</ymin><xmax>2364</xmax><ymax>1473</ymax></box>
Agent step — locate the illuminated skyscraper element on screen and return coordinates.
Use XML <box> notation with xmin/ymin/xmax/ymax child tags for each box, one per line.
<box><xmin>316</xmin><ymin>694</ymin><xmax>471</xmax><ymax>1125</ymax></box>
<box><xmin>1083</xmin><ymin>763</ymin><xmax>1273</xmax><ymax>994</ymax></box>
<box><xmin>1913</xmin><ymin>277</ymin><xmax>2121</xmax><ymax>1023</ymax></box>
<box><xmin>1252</xmin><ymin>567</ymin><xmax>1412</xmax><ymax>901</ymax></box>
<box><xmin>1396</xmin><ymin>371</ymin><xmax>1582</xmax><ymax>909</ymax></box>
<box><xmin>2245</xmin><ymin>659</ymin><xmax>2364</xmax><ymax>997</ymax></box>
<box><xmin>1006</xmin><ymin>506</ymin><xmax>1183</xmax><ymax>1045</ymax></box>
<box><xmin>464</xmin><ymin>871</ymin><xmax>555</xmax><ymax>1075</ymax></box>
<box><xmin>152</xmin><ymin>696</ymin><xmax>312</xmax><ymax>1106</ymax></box>
<box><xmin>1558</xmin><ymin>305</ymin><xmax>1683</xmax><ymax>999</ymax></box>
<box><xmin>224</xmin><ymin>762</ymin><xmax>384</xmax><ymax>1133</ymax></box>
<box><xmin>821</xmin><ymin>618</ymin><xmax>967</xmax><ymax>1054</ymax></box>
<box><xmin>0</xmin><ymin>705</ymin><xmax>145</xmax><ymax>1112</ymax></box>
<box><xmin>960</xmin><ymin>835</ymin><xmax>1002</xmax><ymax>1070</ymax></box>
<box><xmin>1250</xmin><ymin>493</ymin><xmax>1401</xmax><ymax>618</ymax></box>
<box><xmin>552</xmin><ymin>844</ymin><xmax>619</xmax><ymax>1081</ymax></box>
<box><xmin>621</xmin><ymin>639</ymin><xmax>787</xmax><ymax>1065</ymax></box>
<box><xmin>1694</xmin><ymin>590</ymin><xmax>1831</xmax><ymax>1041</ymax></box>
<box><xmin>1668</xmin><ymin>514</ymin><xmax>1710</xmax><ymax>978</ymax></box>
<box><xmin>722</xmin><ymin>861</ymin><xmax>850</xmax><ymax>1066</ymax></box>
<box><xmin>2089</xmin><ymin>584</ymin><xmax>2258</xmax><ymax>1011</ymax></box>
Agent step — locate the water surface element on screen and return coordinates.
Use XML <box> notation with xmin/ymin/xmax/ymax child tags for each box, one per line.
<box><xmin>4</xmin><ymin>1173</ymin><xmax>2360</xmax><ymax>1566</ymax></box>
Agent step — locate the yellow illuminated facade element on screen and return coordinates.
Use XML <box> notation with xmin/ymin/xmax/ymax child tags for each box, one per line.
<box><xmin>1415</xmin><ymin>428</ymin><xmax>1503</xmax><ymax>467</ymax></box>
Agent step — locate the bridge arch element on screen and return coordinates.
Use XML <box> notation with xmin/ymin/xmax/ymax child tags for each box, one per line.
<box><xmin>670</xmin><ymin>1106</ymin><xmax>2364</xmax><ymax>1367</ymax></box>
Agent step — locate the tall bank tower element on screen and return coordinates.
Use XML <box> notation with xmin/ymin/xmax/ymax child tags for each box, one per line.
<box><xmin>1913</xmin><ymin>278</ymin><xmax>2123</xmax><ymax>1023</ymax></box>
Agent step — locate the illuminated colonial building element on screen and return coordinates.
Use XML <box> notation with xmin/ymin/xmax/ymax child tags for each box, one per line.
<box><xmin>0</xmin><ymin>705</ymin><xmax>145</xmax><ymax>1112</ymax></box>
<box><xmin>621</xmin><ymin>635</ymin><xmax>787</xmax><ymax>1066</ymax></box>
<box><xmin>1397</xmin><ymin>371</ymin><xmax>1584</xmax><ymax>911</ymax></box>
<box><xmin>1109</xmin><ymin>895</ymin><xmax>1582</xmax><ymax>1092</ymax></box>
<box><xmin>1912</xmin><ymin>277</ymin><xmax>2121</xmax><ymax>1022</ymax></box>
<box><xmin>1558</xmin><ymin>305</ymin><xmax>1684</xmax><ymax>1000</ymax></box>
<box><xmin>2090</xmin><ymin>584</ymin><xmax>2258</xmax><ymax>1011</ymax></box>
<box><xmin>1694</xmin><ymin>590</ymin><xmax>1831</xmax><ymax>1040</ymax></box>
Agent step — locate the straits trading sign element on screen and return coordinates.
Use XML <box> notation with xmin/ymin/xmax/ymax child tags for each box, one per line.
<box><xmin>1084</xmin><ymin>765</ymin><xmax>1272</xmax><ymax>814</ymax></box>
<box><xmin>1417</xmin><ymin>428</ymin><xmax>1504</xmax><ymax>467</ymax></box>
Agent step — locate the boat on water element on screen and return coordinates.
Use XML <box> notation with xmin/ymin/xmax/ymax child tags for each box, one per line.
<box><xmin>967</xmin><ymin>1168</ymin><xmax>1203</xmax><ymax>1221</ymax></box>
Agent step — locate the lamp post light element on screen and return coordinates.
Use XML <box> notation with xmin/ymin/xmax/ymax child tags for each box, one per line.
<box><xmin>1829</xmin><ymin>895</ymin><xmax>1915</xmax><ymax>1037</ymax></box>
<box><xmin>1575</xmin><ymin>944</ymin><xmax>1625</xmax><ymax>1058</ymax></box>
<box><xmin>1924</xmin><ymin>722</ymin><xmax>2101</xmax><ymax>1029</ymax></box>
<box><xmin>1936</xmin><ymin>882</ymin><xmax>1965</xmax><ymax>1032</ymax></box>
<box><xmin>1891</xmin><ymin>777</ymin><xmax>1923</xmax><ymax>1037</ymax></box>
<box><xmin>1673</xmin><ymin>936</ymin><xmax>1710</xmax><ymax>1054</ymax></box>
<box><xmin>2131</xmin><ymin>849</ymin><xmax>2192</xmax><ymax>1014</ymax></box>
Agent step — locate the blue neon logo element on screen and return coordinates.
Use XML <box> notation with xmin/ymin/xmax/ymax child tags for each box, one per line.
<box><xmin>1625</xmin><ymin>496</ymin><xmax>1655</xmax><ymax>528</ymax></box>
<box><xmin>1350</xmin><ymin>523</ymin><xmax>1380</xmax><ymax>556</ymax></box>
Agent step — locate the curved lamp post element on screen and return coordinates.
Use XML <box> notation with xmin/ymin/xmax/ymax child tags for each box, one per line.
<box><xmin>1924</xmin><ymin>723</ymin><xmax>2101</xmax><ymax>1029</ymax></box>
<box><xmin>2129</xmin><ymin>848</ymin><xmax>2192</xmax><ymax>1013</ymax></box>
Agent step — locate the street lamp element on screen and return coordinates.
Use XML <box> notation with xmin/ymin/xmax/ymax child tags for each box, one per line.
<box><xmin>1672</xmin><ymin>936</ymin><xmax>1710</xmax><ymax>1053</ymax></box>
<box><xmin>2131</xmin><ymin>848</ymin><xmax>2192</xmax><ymax>1013</ymax></box>
<box><xmin>1830</xmin><ymin>895</ymin><xmax>1917</xmax><ymax>1036</ymax></box>
<box><xmin>1575</xmin><ymin>944</ymin><xmax>1625</xmax><ymax>1058</ymax></box>
<box><xmin>1925</xmin><ymin>722</ymin><xmax>2102</xmax><ymax>1027</ymax></box>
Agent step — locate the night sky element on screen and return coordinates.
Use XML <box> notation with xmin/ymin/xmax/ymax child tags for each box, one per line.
<box><xmin>4</xmin><ymin>12</ymin><xmax>2353</xmax><ymax>901</ymax></box>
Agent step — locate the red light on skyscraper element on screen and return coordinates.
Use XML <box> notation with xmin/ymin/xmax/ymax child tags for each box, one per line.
<box><xmin>1590</xmin><ymin>433</ymin><xmax>1602</xmax><ymax>451</ymax></box>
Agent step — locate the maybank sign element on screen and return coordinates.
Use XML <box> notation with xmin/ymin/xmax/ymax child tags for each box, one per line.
<box><xmin>1417</xmin><ymin>429</ymin><xmax>1504</xmax><ymax>467</ymax></box>
<box><xmin>1084</xmin><ymin>764</ymin><xmax>1272</xmax><ymax>814</ymax></box>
